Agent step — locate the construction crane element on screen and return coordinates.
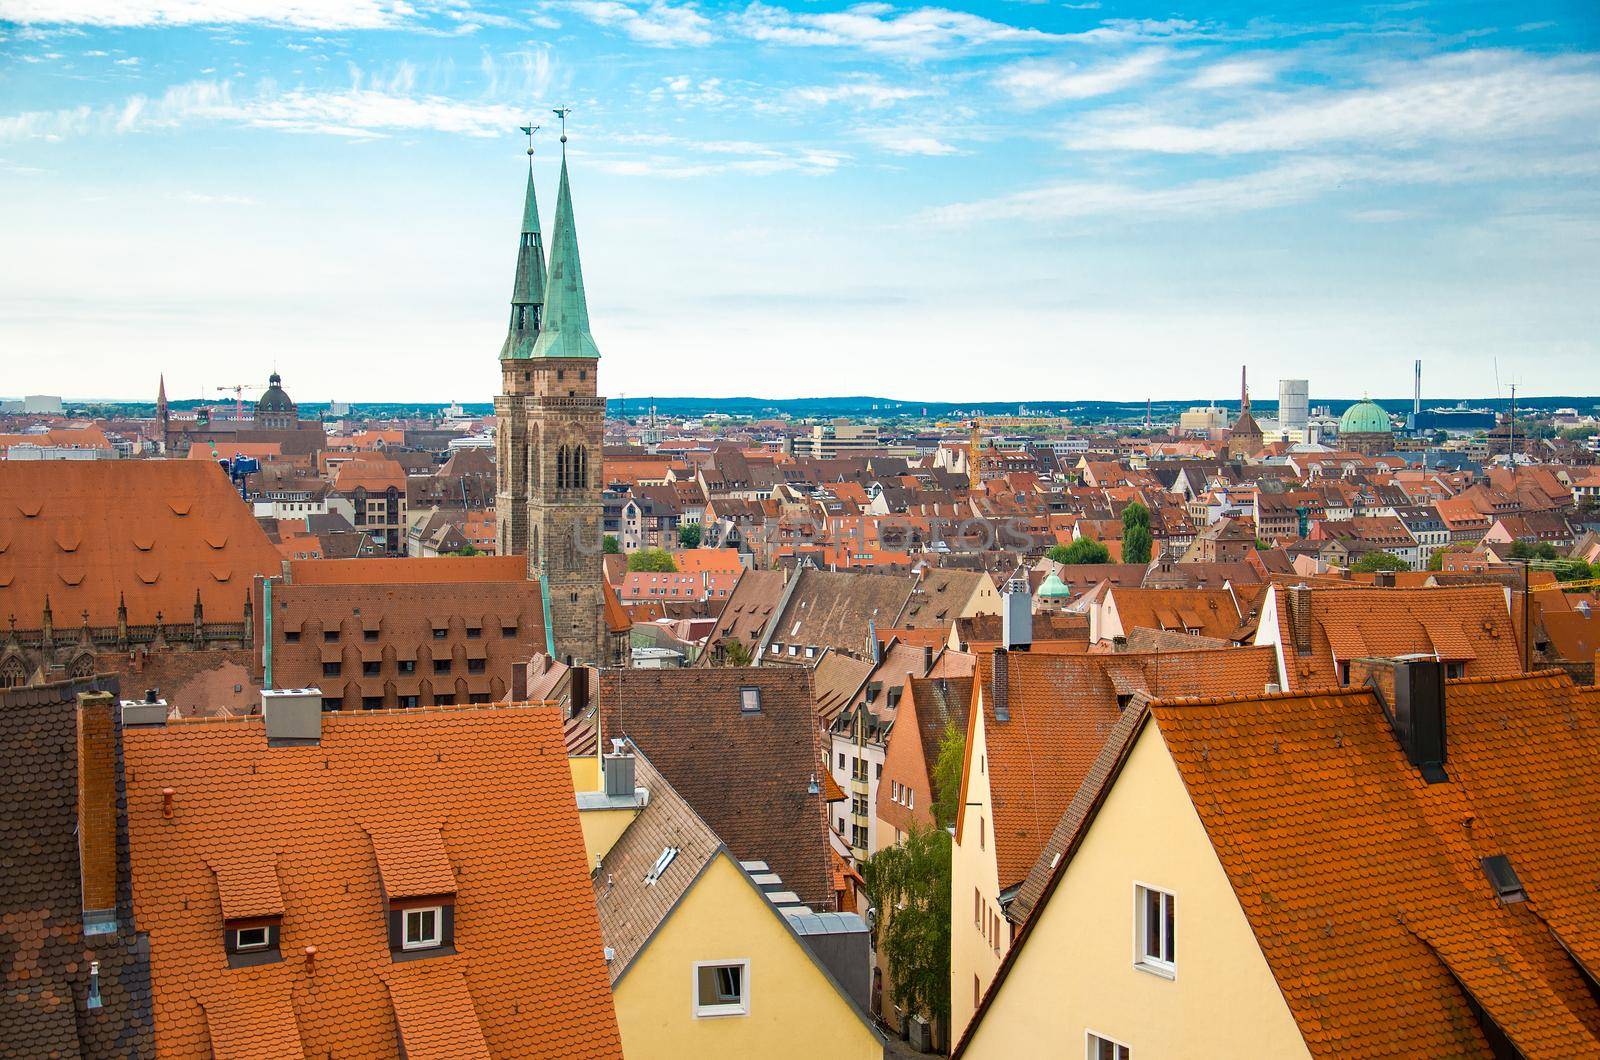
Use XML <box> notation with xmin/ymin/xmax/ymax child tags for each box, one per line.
<box><xmin>966</xmin><ymin>415</ymin><xmax>1049</xmax><ymax>491</ymax></box>
<box><xmin>215</xmin><ymin>384</ymin><xmax>263</xmax><ymax>422</ymax></box>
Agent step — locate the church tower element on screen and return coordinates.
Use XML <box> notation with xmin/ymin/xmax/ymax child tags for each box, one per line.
<box><xmin>495</xmin><ymin>117</ymin><xmax>607</xmax><ymax>665</ymax></box>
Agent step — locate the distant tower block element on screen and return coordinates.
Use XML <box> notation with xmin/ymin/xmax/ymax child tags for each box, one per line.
<box><xmin>1278</xmin><ymin>379</ymin><xmax>1309</xmax><ymax>432</ymax></box>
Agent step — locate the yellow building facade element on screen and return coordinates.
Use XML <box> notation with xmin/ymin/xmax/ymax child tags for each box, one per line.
<box><xmin>949</xmin><ymin>690</ymin><xmax>1008</xmax><ymax>1039</ymax></box>
<box><xmin>960</xmin><ymin>723</ymin><xmax>1310</xmax><ymax>1059</ymax></box>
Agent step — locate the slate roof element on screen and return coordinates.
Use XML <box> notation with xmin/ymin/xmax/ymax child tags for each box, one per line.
<box><xmin>598</xmin><ymin>668</ymin><xmax>833</xmax><ymax>908</ymax></box>
<box><xmin>124</xmin><ymin>706</ymin><xmax>622</xmax><ymax>1057</ymax></box>
<box><xmin>971</xmin><ymin>645</ymin><xmax>1277</xmax><ymax>890</ymax></box>
<box><xmin>703</xmin><ymin>568</ymin><xmax>786</xmax><ymax>655</ymax></box>
<box><xmin>767</xmin><ymin>569</ymin><xmax>917</xmax><ymax>656</ymax></box>
<box><xmin>0</xmin><ymin>460</ymin><xmax>280</xmax><ymax>627</ymax></box>
<box><xmin>0</xmin><ymin>676</ymin><xmax>154</xmax><ymax>1058</ymax></box>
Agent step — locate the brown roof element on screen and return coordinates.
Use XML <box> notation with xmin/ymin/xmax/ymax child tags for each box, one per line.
<box><xmin>1151</xmin><ymin>673</ymin><xmax>1600</xmax><ymax>1056</ymax></box>
<box><xmin>286</xmin><ymin>555</ymin><xmax>526</xmax><ymax>585</ymax></box>
<box><xmin>597</xmin><ymin>668</ymin><xmax>833</xmax><ymax>908</ymax></box>
<box><xmin>124</xmin><ymin>706</ymin><xmax>622</xmax><ymax>1057</ymax></box>
<box><xmin>0</xmin><ymin>676</ymin><xmax>154</xmax><ymax>1057</ymax></box>
<box><xmin>0</xmin><ymin>460</ymin><xmax>281</xmax><ymax>627</ymax></box>
<box><xmin>703</xmin><ymin>568</ymin><xmax>786</xmax><ymax>654</ymax></box>
<box><xmin>1105</xmin><ymin>586</ymin><xmax>1241</xmax><ymax>641</ymax></box>
<box><xmin>955</xmin><ymin>611</ymin><xmax>1087</xmax><ymax>649</ymax></box>
<box><xmin>969</xmin><ymin>645</ymin><xmax>1277</xmax><ymax>888</ymax></box>
<box><xmin>591</xmin><ymin>749</ymin><xmax>724</xmax><ymax>981</ymax></box>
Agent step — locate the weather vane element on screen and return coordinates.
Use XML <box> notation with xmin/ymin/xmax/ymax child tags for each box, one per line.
<box><xmin>520</xmin><ymin>123</ymin><xmax>540</xmax><ymax>160</ymax></box>
<box><xmin>552</xmin><ymin>105</ymin><xmax>572</xmax><ymax>144</ymax></box>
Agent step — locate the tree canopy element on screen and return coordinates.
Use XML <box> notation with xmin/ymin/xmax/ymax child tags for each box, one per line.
<box><xmin>861</xmin><ymin>827</ymin><xmax>951</xmax><ymax>1029</ymax></box>
<box><xmin>1048</xmin><ymin>538</ymin><xmax>1111</xmax><ymax>565</ymax></box>
<box><xmin>1121</xmin><ymin>502</ymin><xmax>1153</xmax><ymax>565</ymax></box>
<box><xmin>930</xmin><ymin>724</ymin><xmax>965</xmax><ymax>832</ymax></box>
<box><xmin>627</xmin><ymin>547</ymin><xmax>678</xmax><ymax>572</ymax></box>
<box><xmin>602</xmin><ymin>535</ymin><xmax>621</xmax><ymax>555</ymax></box>
<box><xmin>1352</xmin><ymin>551</ymin><xmax>1410</xmax><ymax>573</ymax></box>
<box><xmin>677</xmin><ymin>523</ymin><xmax>702</xmax><ymax>549</ymax></box>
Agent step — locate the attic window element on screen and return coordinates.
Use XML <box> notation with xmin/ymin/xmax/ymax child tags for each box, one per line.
<box><xmin>646</xmin><ymin>846</ymin><xmax>679</xmax><ymax>884</ymax></box>
<box><xmin>740</xmin><ymin>687</ymin><xmax>762</xmax><ymax>714</ymax></box>
<box><xmin>1481</xmin><ymin>855</ymin><xmax>1526</xmax><ymax>903</ymax></box>
<box><xmin>403</xmin><ymin>907</ymin><xmax>443</xmax><ymax>950</ymax></box>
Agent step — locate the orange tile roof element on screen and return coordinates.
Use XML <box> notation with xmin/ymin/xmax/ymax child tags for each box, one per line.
<box><xmin>286</xmin><ymin>555</ymin><xmax>526</xmax><ymax>585</ymax></box>
<box><xmin>387</xmin><ymin>965</ymin><xmax>492</xmax><ymax>1060</ymax></box>
<box><xmin>1105</xmin><ymin>586</ymin><xmax>1241</xmax><ymax>641</ymax></box>
<box><xmin>0</xmin><ymin>460</ymin><xmax>281</xmax><ymax>627</ymax></box>
<box><xmin>371</xmin><ymin>826</ymin><xmax>458</xmax><ymax>900</ymax></box>
<box><xmin>212</xmin><ymin>857</ymin><xmax>286</xmax><ymax>921</ymax></box>
<box><xmin>1272</xmin><ymin>584</ymin><xmax>1521</xmax><ymax>691</ymax></box>
<box><xmin>1149</xmin><ymin>673</ymin><xmax>1600</xmax><ymax>1057</ymax></box>
<box><xmin>332</xmin><ymin>457</ymin><xmax>405</xmax><ymax>492</ymax></box>
<box><xmin>124</xmin><ymin>706</ymin><xmax>622</xmax><ymax>1057</ymax></box>
<box><xmin>967</xmin><ymin>645</ymin><xmax>1278</xmax><ymax>887</ymax></box>
<box><xmin>205</xmin><ymin>990</ymin><xmax>304</xmax><ymax>1058</ymax></box>
<box><xmin>0</xmin><ymin>426</ymin><xmax>112</xmax><ymax>451</ymax></box>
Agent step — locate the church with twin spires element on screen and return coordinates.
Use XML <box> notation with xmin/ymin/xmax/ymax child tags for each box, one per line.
<box><xmin>494</xmin><ymin>122</ymin><xmax>610</xmax><ymax>667</ymax></box>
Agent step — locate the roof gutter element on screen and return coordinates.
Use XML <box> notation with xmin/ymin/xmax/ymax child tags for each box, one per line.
<box><xmin>262</xmin><ymin>576</ymin><xmax>273</xmax><ymax>689</ymax></box>
<box><xmin>538</xmin><ymin>574</ymin><xmax>557</xmax><ymax>660</ymax></box>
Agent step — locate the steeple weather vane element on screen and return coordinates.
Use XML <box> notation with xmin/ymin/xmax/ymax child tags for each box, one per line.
<box><xmin>553</xmin><ymin>105</ymin><xmax>572</xmax><ymax>146</ymax></box>
<box><xmin>520</xmin><ymin>122</ymin><xmax>540</xmax><ymax>164</ymax></box>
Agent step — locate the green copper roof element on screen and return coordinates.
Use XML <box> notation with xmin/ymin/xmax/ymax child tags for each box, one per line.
<box><xmin>1038</xmin><ymin>571</ymin><xmax>1072</xmax><ymax>597</ymax></box>
<box><xmin>529</xmin><ymin>153</ymin><xmax>601</xmax><ymax>360</ymax></box>
<box><xmin>499</xmin><ymin>167</ymin><xmax>548</xmax><ymax>361</ymax></box>
<box><xmin>1339</xmin><ymin>398</ymin><xmax>1391</xmax><ymax>435</ymax></box>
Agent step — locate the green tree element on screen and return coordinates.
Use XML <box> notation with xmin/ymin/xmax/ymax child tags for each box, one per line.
<box><xmin>930</xmin><ymin>724</ymin><xmax>966</xmax><ymax>831</ymax></box>
<box><xmin>1552</xmin><ymin>559</ymin><xmax>1593</xmax><ymax>584</ymax></box>
<box><xmin>446</xmin><ymin>543</ymin><xmax>481</xmax><ymax>557</ymax></box>
<box><xmin>860</xmin><ymin>826</ymin><xmax>951</xmax><ymax>1031</ymax></box>
<box><xmin>1121</xmin><ymin>502</ymin><xmax>1153</xmax><ymax>565</ymax></box>
<box><xmin>1048</xmin><ymin>538</ymin><xmax>1111</xmax><ymax>565</ymax></box>
<box><xmin>627</xmin><ymin>547</ymin><xmax>678</xmax><ymax>573</ymax></box>
<box><xmin>718</xmin><ymin>639</ymin><xmax>753</xmax><ymax>667</ymax></box>
<box><xmin>677</xmin><ymin>522</ymin><xmax>702</xmax><ymax>549</ymax></box>
<box><xmin>1352</xmin><ymin>552</ymin><xmax>1410</xmax><ymax>573</ymax></box>
<box><xmin>602</xmin><ymin>535</ymin><xmax>621</xmax><ymax>554</ymax></box>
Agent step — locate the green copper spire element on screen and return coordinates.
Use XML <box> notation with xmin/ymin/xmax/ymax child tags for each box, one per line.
<box><xmin>529</xmin><ymin>130</ymin><xmax>600</xmax><ymax>361</ymax></box>
<box><xmin>499</xmin><ymin>131</ymin><xmax>548</xmax><ymax>360</ymax></box>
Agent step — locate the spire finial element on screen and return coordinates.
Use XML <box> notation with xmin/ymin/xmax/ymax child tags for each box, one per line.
<box><xmin>520</xmin><ymin>122</ymin><xmax>540</xmax><ymax>166</ymax></box>
<box><xmin>553</xmin><ymin>105</ymin><xmax>572</xmax><ymax>148</ymax></box>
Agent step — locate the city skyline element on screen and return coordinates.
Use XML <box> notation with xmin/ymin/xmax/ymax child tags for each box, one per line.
<box><xmin>3</xmin><ymin>0</ymin><xmax>1597</xmax><ymax>402</ymax></box>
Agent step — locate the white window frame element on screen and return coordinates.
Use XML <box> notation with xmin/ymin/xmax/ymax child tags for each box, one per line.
<box><xmin>1133</xmin><ymin>882</ymin><xmax>1176</xmax><ymax>978</ymax></box>
<box><xmin>233</xmin><ymin>926</ymin><xmax>270</xmax><ymax>951</ymax></box>
<box><xmin>692</xmin><ymin>959</ymin><xmax>751</xmax><ymax>1018</ymax></box>
<box><xmin>1086</xmin><ymin>1030</ymin><xmax>1131</xmax><ymax>1060</ymax></box>
<box><xmin>402</xmin><ymin>905</ymin><xmax>443</xmax><ymax>950</ymax></box>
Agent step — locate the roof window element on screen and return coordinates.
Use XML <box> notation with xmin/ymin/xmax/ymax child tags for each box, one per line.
<box><xmin>1481</xmin><ymin>855</ymin><xmax>1525</xmax><ymax>903</ymax></box>
<box><xmin>646</xmin><ymin>846</ymin><xmax>679</xmax><ymax>885</ymax></box>
<box><xmin>740</xmin><ymin>687</ymin><xmax>762</xmax><ymax>714</ymax></box>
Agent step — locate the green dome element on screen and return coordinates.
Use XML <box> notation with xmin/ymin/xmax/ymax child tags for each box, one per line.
<box><xmin>1038</xmin><ymin>571</ymin><xmax>1072</xmax><ymax>598</ymax></box>
<box><xmin>1339</xmin><ymin>399</ymin><xmax>1391</xmax><ymax>435</ymax></box>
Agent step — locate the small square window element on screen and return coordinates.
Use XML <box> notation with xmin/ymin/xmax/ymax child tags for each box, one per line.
<box><xmin>1135</xmin><ymin>884</ymin><xmax>1176</xmax><ymax>977</ymax></box>
<box><xmin>435</xmin><ymin>694</ymin><xmax>456</xmax><ymax>706</ymax></box>
<box><xmin>322</xmin><ymin>662</ymin><xmax>341</xmax><ymax>677</ymax></box>
<box><xmin>362</xmin><ymin>661</ymin><xmax>380</xmax><ymax>676</ymax></box>
<box><xmin>740</xmin><ymin>687</ymin><xmax>761</xmax><ymax>713</ymax></box>
<box><xmin>1087</xmin><ymin>1032</ymin><xmax>1130</xmax><ymax>1060</ymax></box>
<box><xmin>432</xmin><ymin>627</ymin><xmax>448</xmax><ymax>640</ymax></box>
<box><xmin>398</xmin><ymin>660</ymin><xmax>416</xmax><ymax>674</ymax></box>
<box><xmin>467</xmin><ymin>658</ymin><xmax>486</xmax><ymax>674</ymax></box>
<box><xmin>234</xmin><ymin>926</ymin><xmax>270</xmax><ymax>951</ymax></box>
<box><xmin>362</xmin><ymin>696</ymin><xmax>382</xmax><ymax>709</ymax></box>
<box><xmin>434</xmin><ymin>659</ymin><xmax>451</xmax><ymax>674</ymax></box>
<box><xmin>466</xmin><ymin>627</ymin><xmax>482</xmax><ymax>639</ymax></box>
<box><xmin>323</xmin><ymin>629</ymin><xmax>340</xmax><ymax>643</ymax></box>
<box><xmin>364</xmin><ymin>629</ymin><xmax>379</xmax><ymax>642</ymax></box>
<box><xmin>694</xmin><ymin>961</ymin><xmax>749</xmax><ymax>1018</ymax></box>
<box><xmin>284</xmin><ymin>630</ymin><xmax>301</xmax><ymax>643</ymax></box>
<box><xmin>502</xmin><ymin>626</ymin><xmax>517</xmax><ymax>638</ymax></box>
<box><xmin>403</xmin><ymin>907</ymin><xmax>442</xmax><ymax>950</ymax></box>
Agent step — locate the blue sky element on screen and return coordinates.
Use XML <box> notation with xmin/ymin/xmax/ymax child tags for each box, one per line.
<box><xmin>1</xmin><ymin>0</ymin><xmax>1596</xmax><ymax>405</ymax></box>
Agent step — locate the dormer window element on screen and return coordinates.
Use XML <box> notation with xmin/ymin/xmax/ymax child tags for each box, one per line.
<box><xmin>233</xmin><ymin>926</ymin><xmax>270</xmax><ymax>951</ymax></box>
<box><xmin>403</xmin><ymin>907</ymin><xmax>443</xmax><ymax>950</ymax></box>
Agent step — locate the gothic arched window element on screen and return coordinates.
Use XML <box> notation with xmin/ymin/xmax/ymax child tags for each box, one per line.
<box><xmin>574</xmin><ymin>446</ymin><xmax>588</xmax><ymax>489</ymax></box>
<box><xmin>556</xmin><ymin>445</ymin><xmax>570</xmax><ymax>490</ymax></box>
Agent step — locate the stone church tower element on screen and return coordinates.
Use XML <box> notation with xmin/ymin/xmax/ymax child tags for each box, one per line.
<box><xmin>495</xmin><ymin>129</ymin><xmax>607</xmax><ymax>666</ymax></box>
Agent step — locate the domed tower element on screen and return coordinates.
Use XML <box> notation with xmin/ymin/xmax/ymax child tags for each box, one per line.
<box><xmin>256</xmin><ymin>372</ymin><xmax>298</xmax><ymax>430</ymax></box>
<box><xmin>1338</xmin><ymin>397</ymin><xmax>1394</xmax><ymax>455</ymax></box>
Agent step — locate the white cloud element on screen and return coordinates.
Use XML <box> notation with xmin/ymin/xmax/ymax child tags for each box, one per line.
<box><xmin>552</xmin><ymin>0</ymin><xmax>713</xmax><ymax>46</ymax></box>
<box><xmin>1188</xmin><ymin>55</ymin><xmax>1276</xmax><ymax>89</ymax></box>
<box><xmin>647</xmin><ymin>74</ymin><xmax>730</xmax><ymax>106</ymax></box>
<box><xmin>0</xmin><ymin>78</ymin><xmax>524</xmax><ymax>142</ymax></box>
<box><xmin>1070</xmin><ymin>50</ymin><xmax>1600</xmax><ymax>153</ymax></box>
<box><xmin>0</xmin><ymin>0</ymin><xmax>420</xmax><ymax>30</ymax></box>
<box><xmin>114</xmin><ymin>56</ymin><xmax>141</xmax><ymax>65</ymax></box>
<box><xmin>925</xmin><ymin>150</ymin><xmax>1600</xmax><ymax>225</ymax></box>
<box><xmin>479</xmin><ymin>48</ymin><xmax>554</xmax><ymax>99</ymax></box>
<box><xmin>996</xmin><ymin>47</ymin><xmax>1168</xmax><ymax>104</ymax></box>
<box><xmin>787</xmin><ymin>79</ymin><xmax>930</xmax><ymax>108</ymax></box>
<box><xmin>735</xmin><ymin>1</ymin><xmax>1070</xmax><ymax>59</ymax></box>
<box><xmin>855</xmin><ymin>126</ymin><xmax>959</xmax><ymax>155</ymax></box>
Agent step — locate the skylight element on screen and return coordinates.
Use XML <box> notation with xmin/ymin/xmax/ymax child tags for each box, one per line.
<box><xmin>645</xmin><ymin>846</ymin><xmax>680</xmax><ymax>885</ymax></box>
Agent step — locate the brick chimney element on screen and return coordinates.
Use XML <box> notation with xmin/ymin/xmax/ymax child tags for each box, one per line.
<box><xmin>991</xmin><ymin>647</ymin><xmax>1010</xmax><ymax>723</ymax></box>
<box><xmin>76</xmin><ymin>691</ymin><xmax>119</xmax><ymax>935</ymax></box>
<box><xmin>1287</xmin><ymin>584</ymin><xmax>1313</xmax><ymax>656</ymax></box>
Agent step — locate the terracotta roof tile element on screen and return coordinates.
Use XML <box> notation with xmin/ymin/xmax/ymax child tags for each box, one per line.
<box><xmin>1148</xmin><ymin>672</ymin><xmax>1600</xmax><ymax>1057</ymax></box>
<box><xmin>371</xmin><ymin>825</ymin><xmax>458</xmax><ymax>900</ymax></box>
<box><xmin>125</xmin><ymin>706</ymin><xmax>622</xmax><ymax>1057</ymax></box>
<box><xmin>387</xmin><ymin>965</ymin><xmax>492</xmax><ymax>1060</ymax></box>
<box><xmin>212</xmin><ymin>857</ymin><xmax>286</xmax><ymax>921</ymax></box>
<box><xmin>206</xmin><ymin>989</ymin><xmax>304</xmax><ymax>1059</ymax></box>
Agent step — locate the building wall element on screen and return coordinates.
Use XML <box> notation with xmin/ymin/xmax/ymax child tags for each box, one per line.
<box><xmin>949</xmin><ymin>701</ymin><xmax>1005</xmax><ymax>1040</ymax></box>
<box><xmin>580</xmin><ymin>806</ymin><xmax>638</xmax><ymax>867</ymax></box>
<box><xmin>961</xmin><ymin>723</ymin><xmax>1311</xmax><ymax>1060</ymax></box>
<box><xmin>613</xmin><ymin>852</ymin><xmax>880</xmax><ymax>1060</ymax></box>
